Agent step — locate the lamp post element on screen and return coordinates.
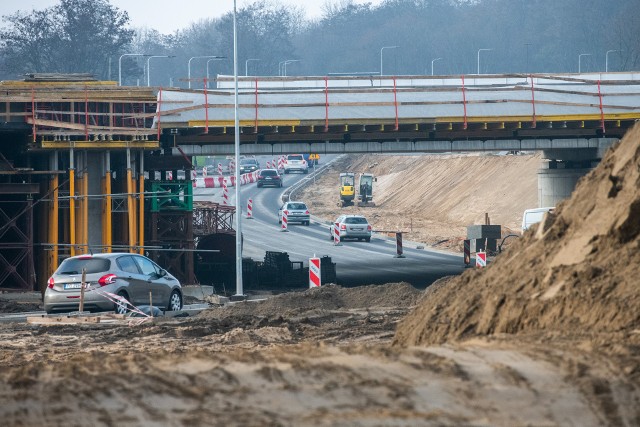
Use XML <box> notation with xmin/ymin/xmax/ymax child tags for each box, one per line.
<box><xmin>188</xmin><ymin>56</ymin><xmax>224</xmax><ymax>89</ymax></box>
<box><xmin>146</xmin><ymin>55</ymin><xmax>175</xmax><ymax>86</ymax></box>
<box><xmin>606</xmin><ymin>50</ymin><xmax>621</xmax><ymax>72</ymax></box>
<box><xmin>431</xmin><ymin>57</ymin><xmax>442</xmax><ymax>76</ymax></box>
<box><xmin>118</xmin><ymin>53</ymin><xmax>148</xmax><ymax>86</ymax></box>
<box><xmin>232</xmin><ymin>0</ymin><xmax>243</xmax><ymax>298</ymax></box>
<box><xmin>380</xmin><ymin>45</ymin><xmax>399</xmax><ymax>76</ymax></box>
<box><xmin>477</xmin><ymin>48</ymin><xmax>493</xmax><ymax>74</ymax></box>
<box><xmin>578</xmin><ymin>53</ymin><xmax>591</xmax><ymax>73</ymax></box>
<box><xmin>278</xmin><ymin>59</ymin><xmax>298</xmax><ymax>76</ymax></box>
<box><xmin>283</xmin><ymin>59</ymin><xmax>300</xmax><ymax>76</ymax></box>
<box><xmin>245</xmin><ymin>58</ymin><xmax>260</xmax><ymax>76</ymax></box>
<box><xmin>206</xmin><ymin>57</ymin><xmax>226</xmax><ymax>88</ymax></box>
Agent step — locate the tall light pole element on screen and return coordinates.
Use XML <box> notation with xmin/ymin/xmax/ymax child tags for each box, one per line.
<box><xmin>578</xmin><ymin>53</ymin><xmax>591</xmax><ymax>73</ymax></box>
<box><xmin>278</xmin><ymin>59</ymin><xmax>298</xmax><ymax>76</ymax></box>
<box><xmin>188</xmin><ymin>56</ymin><xmax>223</xmax><ymax>89</ymax></box>
<box><xmin>431</xmin><ymin>57</ymin><xmax>442</xmax><ymax>76</ymax></box>
<box><xmin>283</xmin><ymin>59</ymin><xmax>300</xmax><ymax>76</ymax></box>
<box><xmin>206</xmin><ymin>57</ymin><xmax>227</xmax><ymax>88</ymax></box>
<box><xmin>245</xmin><ymin>58</ymin><xmax>260</xmax><ymax>76</ymax></box>
<box><xmin>380</xmin><ymin>45</ymin><xmax>398</xmax><ymax>76</ymax></box>
<box><xmin>146</xmin><ymin>55</ymin><xmax>174</xmax><ymax>86</ymax></box>
<box><xmin>233</xmin><ymin>0</ymin><xmax>243</xmax><ymax>298</ymax></box>
<box><xmin>118</xmin><ymin>53</ymin><xmax>147</xmax><ymax>86</ymax></box>
<box><xmin>477</xmin><ymin>48</ymin><xmax>493</xmax><ymax>74</ymax></box>
<box><xmin>606</xmin><ymin>49</ymin><xmax>621</xmax><ymax>72</ymax></box>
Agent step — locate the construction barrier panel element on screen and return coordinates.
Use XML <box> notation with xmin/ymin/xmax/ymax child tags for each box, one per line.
<box><xmin>281</xmin><ymin>210</ymin><xmax>289</xmax><ymax>232</ymax></box>
<box><xmin>192</xmin><ymin>171</ymin><xmax>260</xmax><ymax>188</ymax></box>
<box><xmin>464</xmin><ymin>239</ymin><xmax>471</xmax><ymax>266</ymax></box>
<box><xmin>394</xmin><ymin>232</ymin><xmax>405</xmax><ymax>258</ymax></box>
<box><xmin>309</xmin><ymin>256</ymin><xmax>321</xmax><ymax>288</ymax></box>
<box><xmin>333</xmin><ymin>222</ymin><xmax>341</xmax><ymax>246</ymax></box>
<box><xmin>222</xmin><ymin>180</ymin><xmax>229</xmax><ymax>205</ymax></box>
<box><xmin>476</xmin><ymin>251</ymin><xmax>486</xmax><ymax>268</ymax></box>
<box><xmin>218</xmin><ymin>163</ymin><xmax>223</xmax><ymax>176</ymax></box>
<box><xmin>246</xmin><ymin>198</ymin><xmax>253</xmax><ymax>219</ymax></box>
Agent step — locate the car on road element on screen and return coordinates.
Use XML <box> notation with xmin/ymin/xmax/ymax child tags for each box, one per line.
<box><xmin>256</xmin><ymin>168</ymin><xmax>283</xmax><ymax>187</ymax></box>
<box><xmin>239</xmin><ymin>157</ymin><xmax>260</xmax><ymax>174</ymax></box>
<box><xmin>329</xmin><ymin>214</ymin><xmax>372</xmax><ymax>242</ymax></box>
<box><xmin>44</xmin><ymin>253</ymin><xmax>183</xmax><ymax>315</ymax></box>
<box><xmin>284</xmin><ymin>154</ymin><xmax>308</xmax><ymax>174</ymax></box>
<box><xmin>278</xmin><ymin>201</ymin><xmax>311</xmax><ymax>225</ymax></box>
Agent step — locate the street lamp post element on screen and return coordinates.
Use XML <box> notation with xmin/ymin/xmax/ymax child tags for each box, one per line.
<box><xmin>380</xmin><ymin>46</ymin><xmax>399</xmax><ymax>76</ymax></box>
<box><xmin>605</xmin><ymin>50</ymin><xmax>621</xmax><ymax>72</ymax></box>
<box><xmin>232</xmin><ymin>0</ymin><xmax>243</xmax><ymax>298</ymax></box>
<box><xmin>245</xmin><ymin>58</ymin><xmax>260</xmax><ymax>76</ymax></box>
<box><xmin>283</xmin><ymin>59</ymin><xmax>300</xmax><ymax>76</ymax></box>
<box><xmin>119</xmin><ymin>53</ymin><xmax>148</xmax><ymax>86</ymax></box>
<box><xmin>206</xmin><ymin>57</ymin><xmax>226</xmax><ymax>88</ymax></box>
<box><xmin>146</xmin><ymin>55</ymin><xmax>175</xmax><ymax>86</ymax></box>
<box><xmin>188</xmin><ymin>56</ymin><xmax>224</xmax><ymax>89</ymax></box>
<box><xmin>431</xmin><ymin>57</ymin><xmax>442</xmax><ymax>76</ymax></box>
<box><xmin>477</xmin><ymin>48</ymin><xmax>493</xmax><ymax>74</ymax></box>
<box><xmin>578</xmin><ymin>53</ymin><xmax>591</xmax><ymax>73</ymax></box>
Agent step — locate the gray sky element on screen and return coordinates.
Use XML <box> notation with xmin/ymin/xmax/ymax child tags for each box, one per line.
<box><xmin>0</xmin><ymin>0</ymin><xmax>384</xmax><ymax>34</ymax></box>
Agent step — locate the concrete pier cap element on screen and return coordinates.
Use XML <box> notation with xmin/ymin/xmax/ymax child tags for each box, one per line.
<box><xmin>537</xmin><ymin>138</ymin><xmax>617</xmax><ymax>207</ymax></box>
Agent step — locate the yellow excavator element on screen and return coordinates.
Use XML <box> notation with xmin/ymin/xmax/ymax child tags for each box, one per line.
<box><xmin>339</xmin><ymin>173</ymin><xmax>355</xmax><ymax>207</ymax></box>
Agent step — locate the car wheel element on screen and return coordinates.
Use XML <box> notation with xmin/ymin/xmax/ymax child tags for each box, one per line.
<box><xmin>365</xmin><ymin>237</ymin><xmax>371</xmax><ymax>242</ymax></box>
<box><xmin>305</xmin><ymin>221</ymin><xmax>310</xmax><ymax>226</ymax></box>
<box><xmin>114</xmin><ymin>290</ymin><xmax>130</xmax><ymax>315</ymax></box>
<box><xmin>168</xmin><ymin>290</ymin><xmax>182</xmax><ymax>311</ymax></box>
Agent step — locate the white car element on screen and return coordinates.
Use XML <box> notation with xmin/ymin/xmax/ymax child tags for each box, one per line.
<box><xmin>283</xmin><ymin>154</ymin><xmax>308</xmax><ymax>174</ymax></box>
<box><xmin>329</xmin><ymin>214</ymin><xmax>372</xmax><ymax>242</ymax></box>
<box><xmin>278</xmin><ymin>201</ymin><xmax>311</xmax><ymax>225</ymax></box>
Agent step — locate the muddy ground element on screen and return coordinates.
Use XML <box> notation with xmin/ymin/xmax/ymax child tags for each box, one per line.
<box><xmin>1</xmin><ymin>129</ymin><xmax>639</xmax><ymax>425</ymax></box>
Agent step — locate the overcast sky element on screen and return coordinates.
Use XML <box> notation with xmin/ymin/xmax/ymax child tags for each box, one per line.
<box><xmin>1</xmin><ymin>0</ymin><xmax>384</xmax><ymax>34</ymax></box>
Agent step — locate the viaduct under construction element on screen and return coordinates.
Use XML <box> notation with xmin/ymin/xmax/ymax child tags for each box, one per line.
<box><xmin>1</xmin><ymin>71</ymin><xmax>639</xmax><ymax>293</ymax></box>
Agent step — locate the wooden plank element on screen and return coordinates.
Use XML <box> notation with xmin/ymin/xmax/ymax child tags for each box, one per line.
<box><xmin>27</xmin><ymin>315</ymin><xmax>101</xmax><ymax>324</ymax></box>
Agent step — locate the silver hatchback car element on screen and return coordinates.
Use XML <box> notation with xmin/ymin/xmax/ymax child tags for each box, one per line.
<box><xmin>44</xmin><ymin>253</ymin><xmax>183</xmax><ymax>315</ymax></box>
<box><xmin>329</xmin><ymin>214</ymin><xmax>372</xmax><ymax>242</ymax></box>
<box><xmin>278</xmin><ymin>201</ymin><xmax>311</xmax><ymax>225</ymax></box>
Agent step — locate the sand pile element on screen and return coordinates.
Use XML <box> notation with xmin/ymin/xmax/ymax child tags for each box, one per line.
<box><xmin>394</xmin><ymin>123</ymin><xmax>640</xmax><ymax>347</ymax></box>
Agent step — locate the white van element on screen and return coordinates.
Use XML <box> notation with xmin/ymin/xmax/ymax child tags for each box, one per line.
<box><xmin>522</xmin><ymin>207</ymin><xmax>555</xmax><ymax>231</ymax></box>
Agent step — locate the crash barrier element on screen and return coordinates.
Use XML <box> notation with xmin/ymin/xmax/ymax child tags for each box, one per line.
<box><xmin>246</xmin><ymin>198</ymin><xmax>253</xmax><ymax>219</ymax></box>
<box><xmin>463</xmin><ymin>239</ymin><xmax>471</xmax><ymax>266</ymax></box>
<box><xmin>218</xmin><ymin>163</ymin><xmax>223</xmax><ymax>176</ymax></box>
<box><xmin>222</xmin><ymin>180</ymin><xmax>229</xmax><ymax>205</ymax></box>
<box><xmin>476</xmin><ymin>251</ymin><xmax>487</xmax><ymax>268</ymax></box>
<box><xmin>192</xmin><ymin>171</ymin><xmax>260</xmax><ymax>188</ymax></box>
<box><xmin>202</xmin><ymin>166</ymin><xmax>208</xmax><ymax>177</ymax></box>
<box><xmin>281</xmin><ymin>209</ymin><xmax>288</xmax><ymax>232</ymax></box>
<box><xmin>394</xmin><ymin>232</ymin><xmax>405</xmax><ymax>258</ymax></box>
<box><xmin>333</xmin><ymin>222</ymin><xmax>341</xmax><ymax>245</ymax></box>
<box><xmin>309</xmin><ymin>256</ymin><xmax>321</xmax><ymax>288</ymax></box>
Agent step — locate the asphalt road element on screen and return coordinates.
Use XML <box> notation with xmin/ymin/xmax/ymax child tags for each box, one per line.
<box><xmin>194</xmin><ymin>156</ymin><xmax>464</xmax><ymax>288</ymax></box>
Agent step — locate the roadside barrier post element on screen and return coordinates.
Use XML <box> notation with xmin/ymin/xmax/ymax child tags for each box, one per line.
<box><xmin>476</xmin><ymin>251</ymin><xmax>486</xmax><ymax>268</ymax></box>
<box><xmin>202</xmin><ymin>166</ymin><xmax>207</xmax><ymax>177</ymax></box>
<box><xmin>246</xmin><ymin>198</ymin><xmax>253</xmax><ymax>219</ymax></box>
<box><xmin>464</xmin><ymin>239</ymin><xmax>471</xmax><ymax>266</ymax></box>
<box><xmin>309</xmin><ymin>256</ymin><xmax>321</xmax><ymax>288</ymax></box>
<box><xmin>218</xmin><ymin>163</ymin><xmax>222</xmax><ymax>176</ymax></box>
<box><xmin>394</xmin><ymin>232</ymin><xmax>405</xmax><ymax>258</ymax></box>
<box><xmin>222</xmin><ymin>180</ymin><xmax>229</xmax><ymax>205</ymax></box>
<box><xmin>281</xmin><ymin>210</ymin><xmax>289</xmax><ymax>232</ymax></box>
<box><xmin>333</xmin><ymin>222</ymin><xmax>341</xmax><ymax>246</ymax></box>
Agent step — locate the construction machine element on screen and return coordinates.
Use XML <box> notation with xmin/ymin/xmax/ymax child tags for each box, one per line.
<box><xmin>339</xmin><ymin>172</ymin><xmax>355</xmax><ymax>207</ymax></box>
<box><xmin>358</xmin><ymin>173</ymin><xmax>376</xmax><ymax>206</ymax></box>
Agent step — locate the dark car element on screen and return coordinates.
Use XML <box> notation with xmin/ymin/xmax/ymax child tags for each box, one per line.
<box><xmin>257</xmin><ymin>168</ymin><xmax>283</xmax><ymax>187</ymax></box>
<box><xmin>43</xmin><ymin>253</ymin><xmax>183</xmax><ymax>315</ymax></box>
<box><xmin>239</xmin><ymin>158</ymin><xmax>260</xmax><ymax>174</ymax></box>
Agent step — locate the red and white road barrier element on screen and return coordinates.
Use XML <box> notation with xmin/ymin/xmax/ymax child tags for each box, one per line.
<box><xmin>218</xmin><ymin>163</ymin><xmax>223</xmax><ymax>176</ymax></box>
<box><xmin>476</xmin><ymin>251</ymin><xmax>486</xmax><ymax>268</ymax></box>
<box><xmin>281</xmin><ymin>210</ymin><xmax>289</xmax><ymax>232</ymax></box>
<box><xmin>463</xmin><ymin>239</ymin><xmax>471</xmax><ymax>266</ymax></box>
<box><xmin>309</xmin><ymin>256</ymin><xmax>321</xmax><ymax>288</ymax></box>
<box><xmin>192</xmin><ymin>171</ymin><xmax>260</xmax><ymax>188</ymax></box>
<box><xmin>246</xmin><ymin>198</ymin><xmax>253</xmax><ymax>219</ymax></box>
<box><xmin>191</xmin><ymin>170</ymin><xmax>197</xmax><ymax>180</ymax></box>
<box><xmin>167</xmin><ymin>171</ymin><xmax>173</xmax><ymax>180</ymax></box>
<box><xmin>333</xmin><ymin>222</ymin><xmax>341</xmax><ymax>245</ymax></box>
<box><xmin>222</xmin><ymin>180</ymin><xmax>229</xmax><ymax>205</ymax></box>
<box><xmin>278</xmin><ymin>156</ymin><xmax>285</xmax><ymax>170</ymax></box>
<box><xmin>394</xmin><ymin>232</ymin><xmax>405</xmax><ymax>258</ymax></box>
<box><xmin>266</xmin><ymin>160</ymin><xmax>272</xmax><ymax>169</ymax></box>
<box><xmin>228</xmin><ymin>160</ymin><xmax>235</xmax><ymax>173</ymax></box>
<box><xmin>202</xmin><ymin>166</ymin><xmax>208</xmax><ymax>177</ymax></box>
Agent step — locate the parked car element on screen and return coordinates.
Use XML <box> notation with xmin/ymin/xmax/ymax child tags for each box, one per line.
<box><xmin>278</xmin><ymin>201</ymin><xmax>311</xmax><ymax>225</ymax></box>
<box><xmin>284</xmin><ymin>154</ymin><xmax>308</xmax><ymax>174</ymax></box>
<box><xmin>329</xmin><ymin>214</ymin><xmax>372</xmax><ymax>242</ymax></box>
<box><xmin>43</xmin><ymin>253</ymin><xmax>183</xmax><ymax>315</ymax></box>
<box><xmin>256</xmin><ymin>168</ymin><xmax>283</xmax><ymax>187</ymax></box>
<box><xmin>239</xmin><ymin>157</ymin><xmax>260</xmax><ymax>174</ymax></box>
<box><xmin>522</xmin><ymin>207</ymin><xmax>555</xmax><ymax>231</ymax></box>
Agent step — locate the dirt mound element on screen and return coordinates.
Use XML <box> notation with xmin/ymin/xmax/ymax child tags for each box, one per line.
<box><xmin>200</xmin><ymin>282</ymin><xmax>421</xmax><ymax>319</ymax></box>
<box><xmin>394</xmin><ymin>123</ymin><xmax>640</xmax><ymax>347</ymax></box>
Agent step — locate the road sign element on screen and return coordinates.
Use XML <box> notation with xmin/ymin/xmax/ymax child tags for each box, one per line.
<box><xmin>476</xmin><ymin>251</ymin><xmax>486</xmax><ymax>268</ymax></box>
<box><xmin>309</xmin><ymin>257</ymin><xmax>321</xmax><ymax>288</ymax></box>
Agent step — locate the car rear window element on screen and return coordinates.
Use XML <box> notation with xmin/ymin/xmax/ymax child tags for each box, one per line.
<box><xmin>345</xmin><ymin>217</ymin><xmax>367</xmax><ymax>224</ymax></box>
<box><xmin>261</xmin><ymin>169</ymin><xmax>278</xmax><ymax>176</ymax></box>
<box><xmin>57</xmin><ymin>257</ymin><xmax>110</xmax><ymax>274</ymax></box>
<box><xmin>288</xmin><ymin>155</ymin><xmax>303</xmax><ymax>161</ymax></box>
<box><xmin>240</xmin><ymin>159</ymin><xmax>257</xmax><ymax>165</ymax></box>
<box><xmin>288</xmin><ymin>203</ymin><xmax>307</xmax><ymax>210</ymax></box>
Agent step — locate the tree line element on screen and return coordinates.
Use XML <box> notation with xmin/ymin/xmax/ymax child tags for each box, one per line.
<box><xmin>0</xmin><ymin>0</ymin><xmax>637</xmax><ymax>86</ymax></box>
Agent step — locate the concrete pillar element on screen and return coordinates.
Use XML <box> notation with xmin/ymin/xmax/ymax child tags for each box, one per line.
<box><xmin>537</xmin><ymin>164</ymin><xmax>591</xmax><ymax>207</ymax></box>
<box><xmin>87</xmin><ymin>152</ymin><xmax>104</xmax><ymax>248</ymax></box>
